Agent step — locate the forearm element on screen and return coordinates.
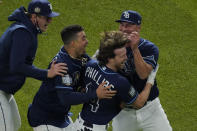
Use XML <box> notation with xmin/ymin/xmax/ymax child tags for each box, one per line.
<box><xmin>10</xmin><ymin>29</ymin><xmax>48</xmax><ymax>80</ymax></box>
<box><xmin>132</xmin><ymin>48</ymin><xmax>152</xmax><ymax>79</ymax></box>
<box><xmin>132</xmin><ymin>83</ymin><xmax>152</xmax><ymax>109</ymax></box>
<box><xmin>16</xmin><ymin>64</ymin><xmax>48</xmax><ymax>81</ymax></box>
<box><xmin>57</xmin><ymin>90</ymin><xmax>97</xmax><ymax>106</ymax></box>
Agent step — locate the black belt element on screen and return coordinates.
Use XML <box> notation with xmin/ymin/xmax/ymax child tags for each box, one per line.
<box><xmin>83</xmin><ymin>121</ymin><xmax>93</xmax><ymax>128</ymax></box>
<box><xmin>83</xmin><ymin>121</ymin><xmax>108</xmax><ymax>130</ymax></box>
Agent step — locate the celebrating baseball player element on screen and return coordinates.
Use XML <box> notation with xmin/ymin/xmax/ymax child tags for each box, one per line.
<box><xmin>27</xmin><ymin>25</ymin><xmax>116</xmax><ymax>131</ymax></box>
<box><xmin>71</xmin><ymin>31</ymin><xmax>159</xmax><ymax>131</ymax></box>
<box><xmin>0</xmin><ymin>0</ymin><xmax>67</xmax><ymax>130</ymax></box>
<box><xmin>111</xmin><ymin>10</ymin><xmax>172</xmax><ymax>131</ymax></box>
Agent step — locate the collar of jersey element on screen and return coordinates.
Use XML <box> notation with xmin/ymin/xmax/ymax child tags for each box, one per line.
<box><xmin>138</xmin><ymin>38</ymin><xmax>146</xmax><ymax>48</ymax></box>
<box><xmin>59</xmin><ymin>46</ymin><xmax>82</xmax><ymax>61</ymax></box>
<box><xmin>97</xmin><ymin>63</ymin><xmax>118</xmax><ymax>75</ymax></box>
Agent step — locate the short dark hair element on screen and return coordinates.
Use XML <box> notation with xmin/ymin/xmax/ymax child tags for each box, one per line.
<box><xmin>61</xmin><ymin>25</ymin><xmax>84</xmax><ymax>45</ymax></box>
<box><xmin>97</xmin><ymin>31</ymin><xmax>130</xmax><ymax>65</ymax></box>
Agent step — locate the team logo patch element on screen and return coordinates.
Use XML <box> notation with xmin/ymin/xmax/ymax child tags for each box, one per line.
<box><xmin>123</xmin><ymin>11</ymin><xmax>130</xmax><ymax>18</ymax></box>
<box><xmin>81</xmin><ymin>57</ymin><xmax>88</xmax><ymax>66</ymax></box>
<box><xmin>34</xmin><ymin>7</ymin><xmax>41</xmax><ymax>13</ymax></box>
<box><xmin>129</xmin><ymin>86</ymin><xmax>136</xmax><ymax>97</ymax></box>
<box><xmin>62</xmin><ymin>74</ymin><xmax>72</xmax><ymax>86</ymax></box>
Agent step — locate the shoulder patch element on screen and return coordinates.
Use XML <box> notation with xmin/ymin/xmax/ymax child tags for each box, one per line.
<box><xmin>62</xmin><ymin>74</ymin><xmax>72</xmax><ymax>86</ymax></box>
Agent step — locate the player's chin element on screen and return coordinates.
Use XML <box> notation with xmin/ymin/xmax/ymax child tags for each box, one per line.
<box><xmin>82</xmin><ymin>48</ymin><xmax>86</xmax><ymax>53</ymax></box>
<box><xmin>119</xmin><ymin>64</ymin><xmax>125</xmax><ymax>69</ymax></box>
<box><xmin>80</xmin><ymin>50</ymin><xmax>86</xmax><ymax>56</ymax></box>
<box><xmin>41</xmin><ymin>27</ymin><xmax>47</xmax><ymax>32</ymax></box>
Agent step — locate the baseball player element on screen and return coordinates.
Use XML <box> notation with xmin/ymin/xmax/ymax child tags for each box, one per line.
<box><xmin>27</xmin><ymin>25</ymin><xmax>116</xmax><ymax>131</ymax></box>
<box><xmin>111</xmin><ymin>10</ymin><xmax>172</xmax><ymax>131</ymax></box>
<box><xmin>0</xmin><ymin>0</ymin><xmax>67</xmax><ymax>131</ymax></box>
<box><xmin>71</xmin><ymin>31</ymin><xmax>159</xmax><ymax>131</ymax></box>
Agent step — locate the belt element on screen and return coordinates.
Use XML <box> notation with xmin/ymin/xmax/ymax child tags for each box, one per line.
<box><xmin>83</xmin><ymin>121</ymin><xmax>93</xmax><ymax>128</ymax></box>
<box><xmin>83</xmin><ymin>120</ymin><xmax>108</xmax><ymax>130</ymax></box>
<box><xmin>78</xmin><ymin>115</ymin><xmax>108</xmax><ymax>130</ymax></box>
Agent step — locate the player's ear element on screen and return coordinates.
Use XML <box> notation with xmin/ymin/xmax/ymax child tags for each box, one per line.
<box><xmin>137</xmin><ymin>25</ymin><xmax>141</xmax><ymax>32</ymax></box>
<box><xmin>30</xmin><ymin>14</ymin><xmax>37</xmax><ymax>24</ymax></box>
<box><xmin>70</xmin><ymin>41</ymin><xmax>75</xmax><ymax>46</ymax></box>
<box><xmin>108</xmin><ymin>58</ymin><xmax>113</xmax><ymax>64</ymax></box>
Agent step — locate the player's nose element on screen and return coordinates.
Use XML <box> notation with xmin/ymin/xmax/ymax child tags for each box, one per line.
<box><xmin>85</xmin><ymin>39</ymin><xmax>88</xmax><ymax>45</ymax></box>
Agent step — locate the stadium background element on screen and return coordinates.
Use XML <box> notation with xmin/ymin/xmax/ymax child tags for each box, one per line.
<box><xmin>0</xmin><ymin>0</ymin><xmax>197</xmax><ymax>130</ymax></box>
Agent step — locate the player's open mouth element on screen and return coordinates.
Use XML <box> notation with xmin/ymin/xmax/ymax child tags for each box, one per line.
<box><xmin>120</xmin><ymin>62</ymin><xmax>125</xmax><ymax>67</ymax></box>
<box><xmin>122</xmin><ymin>61</ymin><xmax>126</xmax><ymax>65</ymax></box>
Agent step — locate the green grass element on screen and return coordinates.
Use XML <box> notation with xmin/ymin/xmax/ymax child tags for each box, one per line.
<box><xmin>0</xmin><ymin>0</ymin><xmax>197</xmax><ymax>131</ymax></box>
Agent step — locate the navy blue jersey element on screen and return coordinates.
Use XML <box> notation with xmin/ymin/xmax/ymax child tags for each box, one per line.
<box><xmin>81</xmin><ymin>60</ymin><xmax>138</xmax><ymax>125</ymax></box>
<box><xmin>28</xmin><ymin>47</ymin><xmax>97</xmax><ymax>128</ymax></box>
<box><xmin>121</xmin><ymin>38</ymin><xmax>159</xmax><ymax>101</ymax></box>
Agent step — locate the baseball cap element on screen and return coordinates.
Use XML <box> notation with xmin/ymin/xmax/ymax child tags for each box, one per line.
<box><xmin>115</xmin><ymin>10</ymin><xmax>142</xmax><ymax>25</ymax></box>
<box><xmin>28</xmin><ymin>0</ymin><xmax>59</xmax><ymax>17</ymax></box>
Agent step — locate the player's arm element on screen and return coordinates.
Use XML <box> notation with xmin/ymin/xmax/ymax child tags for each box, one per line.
<box><xmin>132</xmin><ymin>48</ymin><xmax>153</xmax><ymax>79</ymax></box>
<box><xmin>128</xmin><ymin>32</ymin><xmax>158</xmax><ymax>79</ymax></box>
<box><xmin>130</xmin><ymin>65</ymin><xmax>159</xmax><ymax>109</ymax></box>
<box><xmin>121</xmin><ymin>65</ymin><xmax>159</xmax><ymax>109</ymax></box>
<box><xmin>10</xmin><ymin>29</ymin><xmax>67</xmax><ymax>80</ymax></box>
<box><xmin>57</xmin><ymin>88</ymin><xmax>96</xmax><ymax>106</ymax></box>
<box><xmin>56</xmin><ymin>77</ymin><xmax>116</xmax><ymax>106</ymax></box>
<box><xmin>128</xmin><ymin>31</ymin><xmax>151</xmax><ymax>79</ymax></box>
<box><xmin>131</xmin><ymin>83</ymin><xmax>152</xmax><ymax>108</ymax></box>
<box><xmin>56</xmin><ymin>87</ymin><xmax>116</xmax><ymax>106</ymax></box>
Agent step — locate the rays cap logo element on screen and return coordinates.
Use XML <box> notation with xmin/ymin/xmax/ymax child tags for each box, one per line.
<box><xmin>115</xmin><ymin>10</ymin><xmax>142</xmax><ymax>25</ymax></box>
<box><xmin>28</xmin><ymin>0</ymin><xmax>59</xmax><ymax>17</ymax></box>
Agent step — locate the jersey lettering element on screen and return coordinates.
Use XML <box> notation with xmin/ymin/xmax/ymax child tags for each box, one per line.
<box><xmin>85</xmin><ymin>67</ymin><xmax>115</xmax><ymax>113</ymax></box>
<box><xmin>90</xmin><ymin>98</ymin><xmax>99</xmax><ymax>112</ymax></box>
<box><xmin>85</xmin><ymin>67</ymin><xmax>115</xmax><ymax>89</ymax></box>
<box><xmin>85</xmin><ymin>82</ymin><xmax>100</xmax><ymax>112</ymax></box>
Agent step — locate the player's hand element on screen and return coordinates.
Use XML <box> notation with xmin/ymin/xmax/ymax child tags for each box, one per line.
<box><xmin>128</xmin><ymin>31</ymin><xmax>140</xmax><ymax>50</ymax></box>
<box><xmin>96</xmin><ymin>82</ymin><xmax>117</xmax><ymax>99</ymax></box>
<box><xmin>47</xmin><ymin>61</ymin><xmax>68</xmax><ymax>78</ymax></box>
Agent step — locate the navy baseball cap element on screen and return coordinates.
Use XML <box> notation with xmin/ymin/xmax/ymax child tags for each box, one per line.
<box><xmin>115</xmin><ymin>10</ymin><xmax>142</xmax><ymax>25</ymax></box>
<box><xmin>28</xmin><ymin>0</ymin><xmax>59</xmax><ymax>17</ymax></box>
